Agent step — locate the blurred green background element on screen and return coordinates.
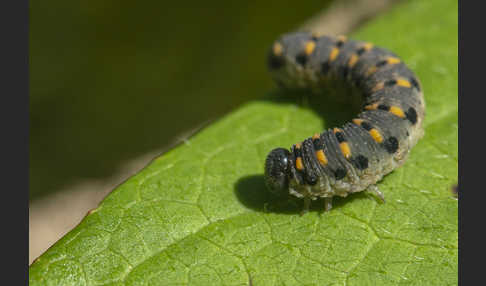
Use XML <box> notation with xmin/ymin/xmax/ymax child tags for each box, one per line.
<box><xmin>30</xmin><ymin>0</ymin><xmax>334</xmax><ymax>200</ymax></box>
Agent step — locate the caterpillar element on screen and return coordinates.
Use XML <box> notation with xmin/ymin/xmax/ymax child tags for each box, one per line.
<box><xmin>264</xmin><ymin>31</ymin><xmax>425</xmax><ymax>214</ymax></box>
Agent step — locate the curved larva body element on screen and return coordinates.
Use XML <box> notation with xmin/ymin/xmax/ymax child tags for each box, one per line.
<box><xmin>264</xmin><ymin>31</ymin><xmax>425</xmax><ymax>213</ymax></box>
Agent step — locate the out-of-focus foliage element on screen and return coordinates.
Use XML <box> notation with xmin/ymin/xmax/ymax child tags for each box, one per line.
<box><xmin>30</xmin><ymin>0</ymin><xmax>332</xmax><ymax>200</ymax></box>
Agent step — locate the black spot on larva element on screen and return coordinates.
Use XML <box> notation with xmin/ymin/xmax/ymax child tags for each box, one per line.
<box><xmin>311</xmin><ymin>35</ymin><xmax>319</xmax><ymax>41</ymax></box>
<box><xmin>312</xmin><ymin>137</ymin><xmax>321</xmax><ymax>149</ymax></box>
<box><xmin>296</xmin><ymin>53</ymin><xmax>308</xmax><ymax>66</ymax></box>
<box><xmin>385</xmin><ymin>79</ymin><xmax>397</xmax><ymax>87</ymax></box>
<box><xmin>376</xmin><ymin>60</ymin><xmax>388</xmax><ymax>67</ymax></box>
<box><xmin>334</xmin><ymin>168</ymin><xmax>347</xmax><ymax>180</ymax></box>
<box><xmin>356</xmin><ymin>47</ymin><xmax>366</xmax><ymax>56</ymax></box>
<box><xmin>405</xmin><ymin>107</ymin><xmax>418</xmax><ymax>125</ymax></box>
<box><xmin>335</xmin><ymin>132</ymin><xmax>346</xmax><ymax>143</ymax></box>
<box><xmin>410</xmin><ymin>77</ymin><xmax>421</xmax><ymax>91</ymax></box>
<box><xmin>378</xmin><ymin>104</ymin><xmax>390</xmax><ymax>111</ymax></box>
<box><xmin>384</xmin><ymin>137</ymin><xmax>399</xmax><ymax>154</ymax></box>
<box><xmin>321</xmin><ymin>62</ymin><xmax>330</xmax><ymax>74</ymax></box>
<box><xmin>268</xmin><ymin>54</ymin><xmax>285</xmax><ymax>70</ymax></box>
<box><xmin>294</xmin><ymin>146</ymin><xmax>302</xmax><ymax>157</ymax></box>
<box><xmin>305</xmin><ymin>174</ymin><xmax>318</xmax><ymax>185</ymax></box>
<box><xmin>353</xmin><ymin>155</ymin><xmax>369</xmax><ymax>170</ymax></box>
<box><xmin>360</xmin><ymin>121</ymin><xmax>373</xmax><ymax>131</ymax></box>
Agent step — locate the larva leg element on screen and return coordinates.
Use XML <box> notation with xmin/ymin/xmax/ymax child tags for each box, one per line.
<box><xmin>300</xmin><ymin>197</ymin><xmax>311</xmax><ymax>216</ymax></box>
<box><xmin>324</xmin><ymin>197</ymin><xmax>333</xmax><ymax>212</ymax></box>
<box><xmin>367</xmin><ymin>184</ymin><xmax>386</xmax><ymax>203</ymax></box>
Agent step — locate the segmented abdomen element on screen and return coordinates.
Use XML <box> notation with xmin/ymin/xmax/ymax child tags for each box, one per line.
<box><xmin>267</xmin><ymin>31</ymin><xmax>425</xmax><ymax>199</ymax></box>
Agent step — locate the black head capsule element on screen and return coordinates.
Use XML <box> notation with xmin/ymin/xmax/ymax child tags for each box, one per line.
<box><xmin>264</xmin><ymin>148</ymin><xmax>291</xmax><ymax>195</ymax></box>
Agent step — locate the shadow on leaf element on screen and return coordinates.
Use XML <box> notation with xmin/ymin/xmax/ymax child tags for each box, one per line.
<box><xmin>261</xmin><ymin>83</ymin><xmax>364</xmax><ymax>130</ymax></box>
<box><xmin>234</xmin><ymin>174</ymin><xmax>368</xmax><ymax>215</ymax></box>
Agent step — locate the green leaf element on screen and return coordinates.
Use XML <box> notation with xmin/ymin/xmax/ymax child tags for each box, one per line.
<box><xmin>30</xmin><ymin>0</ymin><xmax>458</xmax><ymax>284</ymax></box>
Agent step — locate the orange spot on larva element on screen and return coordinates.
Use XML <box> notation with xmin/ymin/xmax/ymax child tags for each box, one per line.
<box><xmin>329</xmin><ymin>47</ymin><xmax>340</xmax><ymax>62</ymax></box>
<box><xmin>296</xmin><ymin>157</ymin><xmax>304</xmax><ymax>170</ymax></box>
<box><xmin>273</xmin><ymin>42</ymin><xmax>283</xmax><ymax>56</ymax></box>
<box><xmin>304</xmin><ymin>41</ymin><xmax>316</xmax><ymax>55</ymax></box>
<box><xmin>396</xmin><ymin>78</ymin><xmax>412</xmax><ymax>88</ymax></box>
<box><xmin>316</xmin><ymin>150</ymin><xmax>328</xmax><ymax>165</ymax></box>
<box><xmin>389</xmin><ymin>106</ymin><xmax>405</xmax><ymax>118</ymax></box>
<box><xmin>387</xmin><ymin>57</ymin><xmax>401</xmax><ymax>64</ymax></box>
<box><xmin>348</xmin><ymin>54</ymin><xmax>359</xmax><ymax>68</ymax></box>
<box><xmin>369</xmin><ymin>128</ymin><xmax>383</xmax><ymax>143</ymax></box>
<box><xmin>339</xmin><ymin>142</ymin><xmax>352</xmax><ymax>159</ymax></box>
<box><xmin>364</xmin><ymin>103</ymin><xmax>379</xmax><ymax>110</ymax></box>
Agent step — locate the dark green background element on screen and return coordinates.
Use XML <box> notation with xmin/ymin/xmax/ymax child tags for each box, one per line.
<box><xmin>30</xmin><ymin>0</ymin><xmax>334</xmax><ymax>200</ymax></box>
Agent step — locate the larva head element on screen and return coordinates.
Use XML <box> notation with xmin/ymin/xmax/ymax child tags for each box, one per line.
<box><xmin>264</xmin><ymin>148</ymin><xmax>291</xmax><ymax>195</ymax></box>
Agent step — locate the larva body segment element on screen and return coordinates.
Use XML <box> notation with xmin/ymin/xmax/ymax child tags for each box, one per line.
<box><xmin>264</xmin><ymin>32</ymin><xmax>425</xmax><ymax>213</ymax></box>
